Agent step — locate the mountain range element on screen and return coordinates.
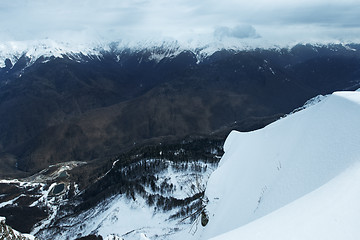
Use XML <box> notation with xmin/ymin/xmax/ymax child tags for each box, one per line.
<box><xmin>1</xmin><ymin>43</ymin><xmax>360</xmax><ymax>178</ymax></box>
<box><xmin>0</xmin><ymin>42</ymin><xmax>360</xmax><ymax>239</ymax></box>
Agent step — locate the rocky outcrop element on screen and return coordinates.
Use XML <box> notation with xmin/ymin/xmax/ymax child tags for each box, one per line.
<box><xmin>0</xmin><ymin>216</ymin><xmax>39</xmax><ymax>240</ymax></box>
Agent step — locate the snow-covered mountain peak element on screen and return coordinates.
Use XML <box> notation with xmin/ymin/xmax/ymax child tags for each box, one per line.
<box><xmin>0</xmin><ymin>39</ymin><xmax>110</xmax><ymax>68</ymax></box>
<box><xmin>0</xmin><ymin>38</ymin><xmax>234</xmax><ymax>69</ymax></box>
<box><xmin>1</xmin><ymin>38</ymin><xmax>359</xmax><ymax>69</ymax></box>
<box><xmin>0</xmin><ymin>39</ymin><xmax>192</xmax><ymax>68</ymax></box>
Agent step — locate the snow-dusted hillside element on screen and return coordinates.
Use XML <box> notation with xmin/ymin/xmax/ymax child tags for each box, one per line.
<box><xmin>36</xmin><ymin>160</ymin><xmax>218</xmax><ymax>240</ymax></box>
<box><xmin>0</xmin><ymin>137</ymin><xmax>222</xmax><ymax>240</ymax></box>
<box><xmin>198</xmin><ymin>90</ymin><xmax>360</xmax><ymax>239</ymax></box>
<box><xmin>0</xmin><ymin>216</ymin><xmax>38</xmax><ymax>240</ymax></box>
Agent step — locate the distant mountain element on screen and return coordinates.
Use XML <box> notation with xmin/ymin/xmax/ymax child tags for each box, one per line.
<box><xmin>199</xmin><ymin>90</ymin><xmax>360</xmax><ymax>240</ymax></box>
<box><xmin>0</xmin><ymin>43</ymin><xmax>360</xmax><ymax>177</ymax></box>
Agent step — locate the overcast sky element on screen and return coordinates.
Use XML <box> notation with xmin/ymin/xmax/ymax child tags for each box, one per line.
<box><xmin>1</xmin><ymin>0</ymin><xmax>359</xmax><ymax>46</ymax></box>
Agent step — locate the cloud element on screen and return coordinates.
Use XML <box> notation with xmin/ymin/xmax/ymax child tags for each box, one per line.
<box><xmin>270</xmin><ymin>3</ymin><xmax>360</xmax><ymax>27</ymax></box>
<box><xmin>0</xmin><ymin>0</ymin><xmax>359</xmax><ymax>45</ymax></box>
<box><xmin>214</xmin><ymin>25</ymin><xmax>260</xmax><ymax>40</ymax></box>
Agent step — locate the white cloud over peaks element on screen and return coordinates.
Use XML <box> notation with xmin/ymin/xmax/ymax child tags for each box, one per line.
<box><xmin>0</xmin><ymin>0</ymin><xmax>359</xmax><ymax>46</ymax></box>
<box><xmin>214</xmin><ymin>25</ymin><xmax>260</xmax><ymax>40</ymax></box>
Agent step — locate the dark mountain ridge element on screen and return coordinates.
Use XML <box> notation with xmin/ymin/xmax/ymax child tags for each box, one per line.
<box><xmin>1</xmin><ymin>43</ymin><xmax>360</xmax><ymax>177</ymax></box>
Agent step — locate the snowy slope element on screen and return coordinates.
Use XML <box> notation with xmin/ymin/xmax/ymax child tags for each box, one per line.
<box><xmin>199</xmin><ymin>91</ymin><xmax>360</xmax><ymax>239</ymax></box>
<box><xmin>210</xmin><ymin>161</ymin><xmax>360</xmax><ymax>240</ymax></box>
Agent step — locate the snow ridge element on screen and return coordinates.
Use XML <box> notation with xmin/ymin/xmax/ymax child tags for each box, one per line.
<box><xmin>1</xmin><ymin>39</ymin><xmax>359</xmax><ymax>69</ymax></box>
<box><xmin>0</xmin><ymin>38</ymin><xmax>337</xmax><ymax>69</ymax></box>
<box><xmin>0</xmin><ymin>38</ymin><xmax>249</xmax><ymax>68</ymax></box>
<box><xmin>199</xmin><ymin>90</ymin><xmax>360</xmax><ymax>240</ymax></box>
<box><xmin>0</xmin><ymin>40</ymin><xmax>105</xmax><ymax>68</ymax></box>
<box><xmin>0</xmin><ymin>39</ymin><xmax>191</xmax><ymax>68</ymax></box>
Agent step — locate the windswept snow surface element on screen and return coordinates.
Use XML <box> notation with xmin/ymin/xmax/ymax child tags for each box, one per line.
<box><xmin>210</xmin><ymin>161</ymin><xmax>360</xmax><ymax>240</ymax></box>
<box><xmin>199</xmin><ymin>91</ymin><xmax>360</xmax><ymax>240</ymax></box>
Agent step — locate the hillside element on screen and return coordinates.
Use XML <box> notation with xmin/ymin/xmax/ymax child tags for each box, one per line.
<box><xmin>1</xmin><ymin>44</ymin><xmax>360</xmax><ymax>177</ymax></box>
<box><xmin>0</xmin><ymin>216</ymin><xmax>38</xmax><ymax>240</ymax></box>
